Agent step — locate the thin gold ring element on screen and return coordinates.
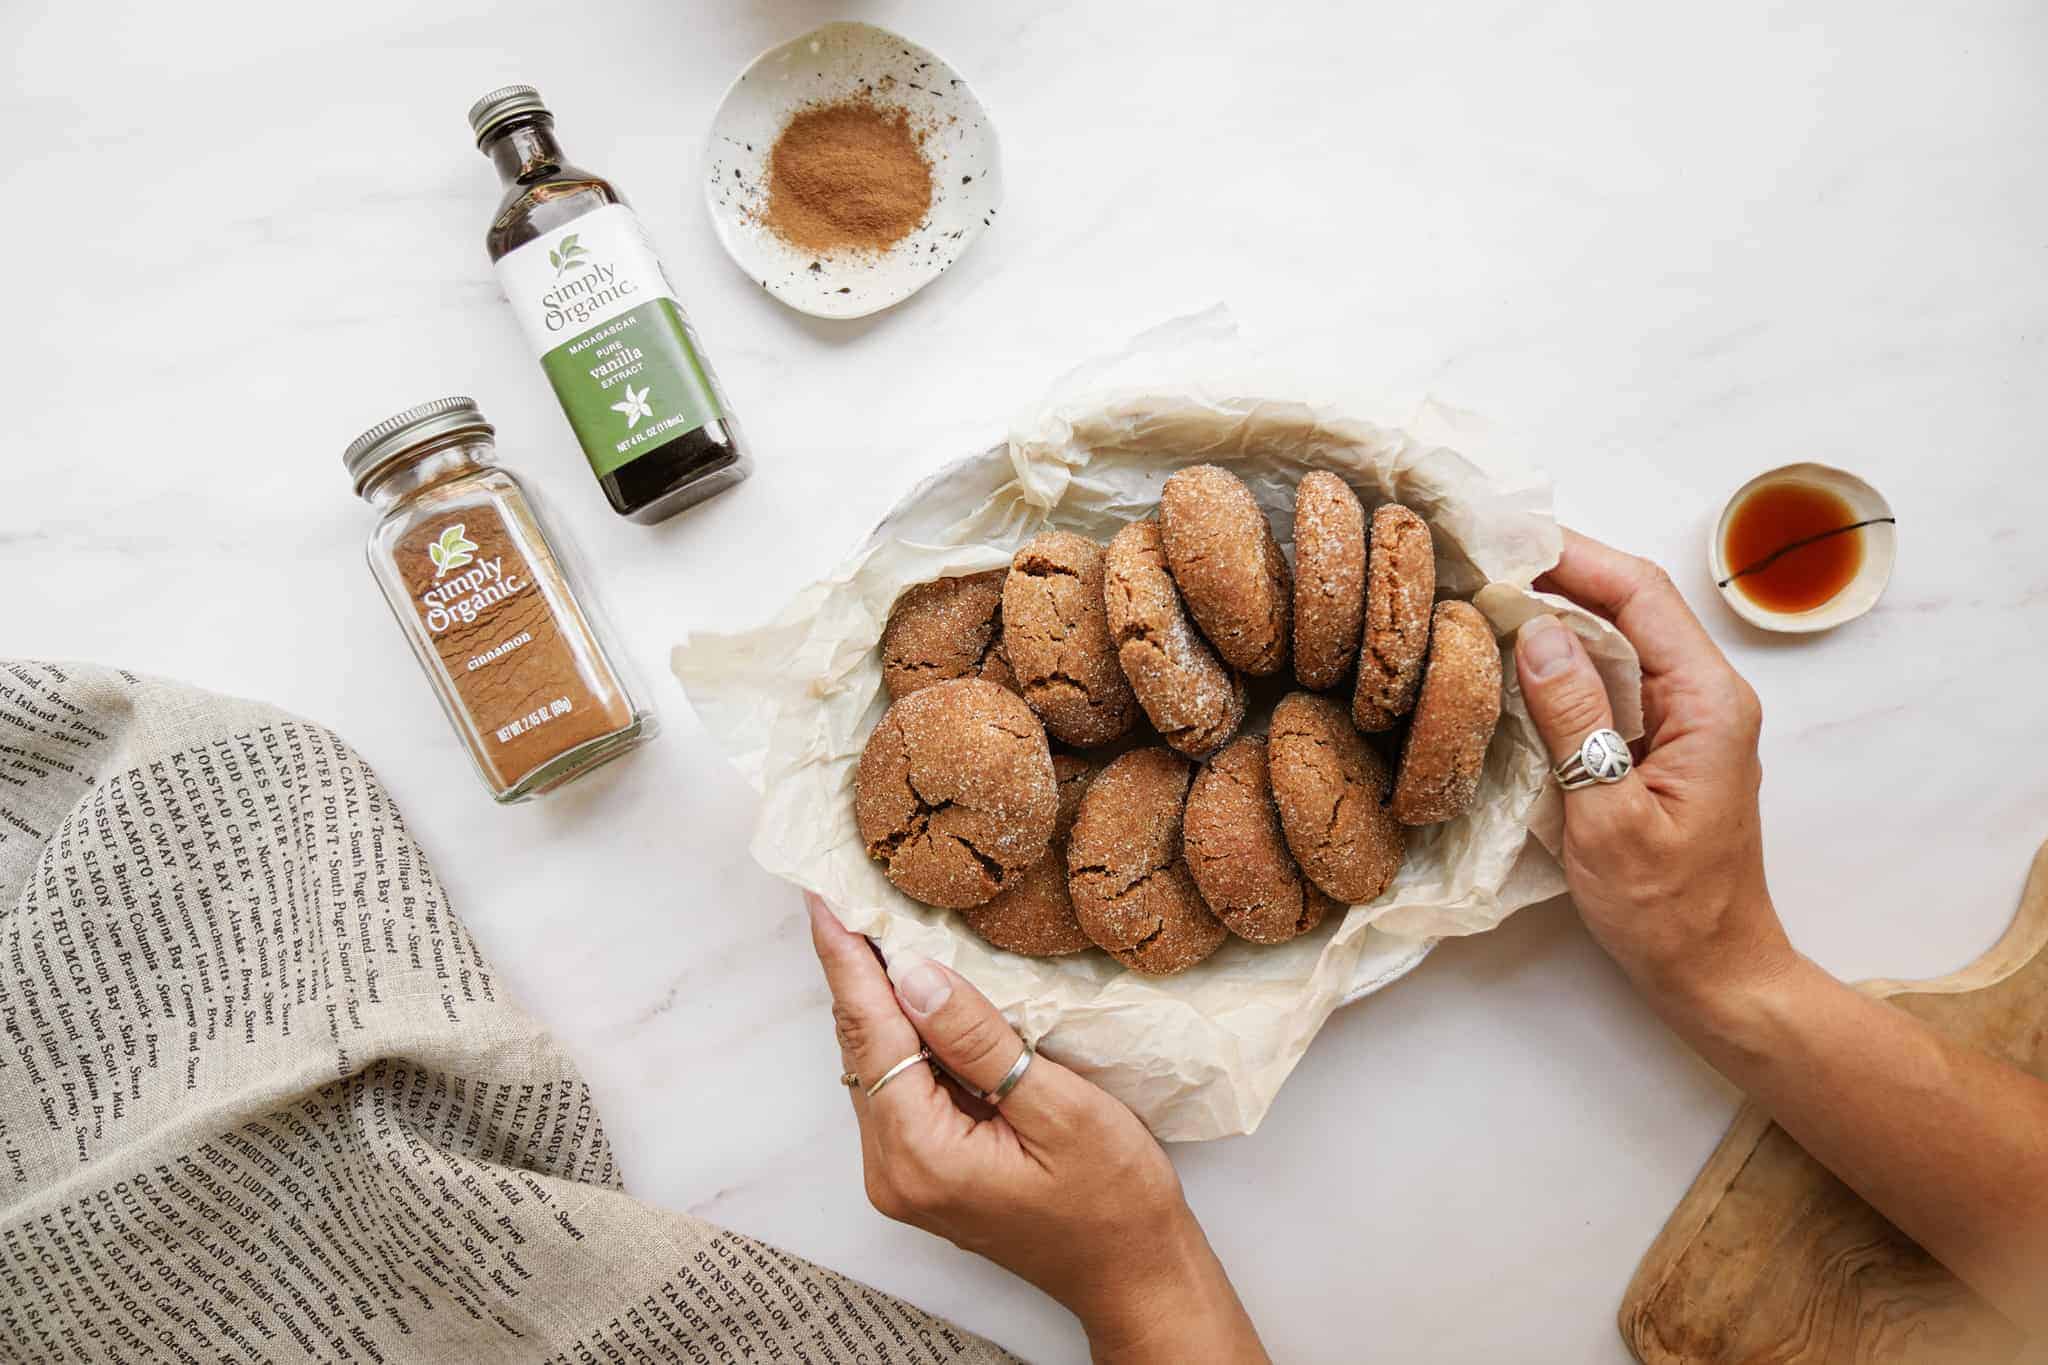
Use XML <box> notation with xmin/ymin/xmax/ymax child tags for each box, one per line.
<box><xmin>839</xmin><ymin>1071</ymin><xmax>860</xmax><ymax>1088</ymax></box>
<box><xmin>864</xmin><ymin>1046</ymin><xmax>933</xmax><ymax>1099</ymax></box>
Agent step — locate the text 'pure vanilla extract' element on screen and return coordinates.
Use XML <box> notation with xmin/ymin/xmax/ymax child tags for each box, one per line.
<box><xmin>470</xmin><ymin>85</ymin><xmax>750</xmax><ymax>524</ymax></box>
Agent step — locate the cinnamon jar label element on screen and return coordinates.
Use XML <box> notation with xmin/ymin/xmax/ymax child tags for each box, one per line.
<box><xmin>396</xmin><ymin>504</ymin><xmax>629</xmax><ymax>784</ymax></box>
<box><xmin>496</xmin><ymin>203</ymin><xmax>726</xmax><ymax>478</ymax></box>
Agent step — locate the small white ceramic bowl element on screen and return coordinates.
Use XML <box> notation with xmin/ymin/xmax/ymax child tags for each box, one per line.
<box><xmin>702</xmin><ymin>21</ymin><xmax>1003</xmax><ymax>320</ymax></box>
<box><xmin>1709</xmin><ymin>462</ymin><xmax>1896</xmax><ymax>633</ymax></box>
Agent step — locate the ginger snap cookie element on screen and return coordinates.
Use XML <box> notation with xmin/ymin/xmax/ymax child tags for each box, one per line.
<box><xmin>1159</xmin><ymin>465</ymin><xmax>1292</xmax><ymax>677</ymax></box>
<box><xmin>1353</xmin><ymin>503</ymin><xmax>1436</xmax><ymax>732</ymax></box>
<box><xmin>1002</xmin><ymin>531</ymin><xmax>1141</xmax><ymax>747</ymax></box>
<box><xmin>1291</xmin><ymin>472</ymin><xmax>1367</xmax><ymax>692</ymax></box>
<box><xmin>1183</xmin><ymin>736</ymin><xmax>1338</xmax><ymax>945</ymax></box>
<box><xmin>854</xmin><ymin>678</ymin><xmax>1057</xmax><ymax>909</ymax></box>
<box><xmin>1268</xmin><ymin>692</ymin><xmax>1406</xmax><ymax>905</ymax></box>
<box><xmin>1391</xmin><ymin>600</ymin><xmax>1503</xmax><ymax>826</ymax></box>
<box><xmin>1103</xmin><ymin>519</ymin><xmax>1245</xmax><ymax>759</ymax></box>
<box><xmin>1066</xmin><ymin>747</ymin><xmax>1227</xmax><ymax>976</ymax></box>
<box><xmin>880</xmin><ymin>570</ymin><xmax>1016</xmax><ymax>702</ymax></box>
<box><xmin>958</xmin><ymin>753</ymin><xmax>1099</xmax><ymax>957</ymax></box>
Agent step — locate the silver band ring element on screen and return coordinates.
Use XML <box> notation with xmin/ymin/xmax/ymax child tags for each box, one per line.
<box><xmin>864</xmin><ymin>1046</ymin><xmax>933</xmax><ymax>1099</ymax></box>
<box><xmin>983</xmin><ymin>1040</ymin><xmax>1034</xmax><ymax>1106</ymax></box>
<box><xmin>1555</xmin><ymin>728</ymin><xmax>1633</xmax><ymax>790</ymax></box>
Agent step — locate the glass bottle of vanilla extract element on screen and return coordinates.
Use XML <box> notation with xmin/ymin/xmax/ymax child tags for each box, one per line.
<box><xmin>469</xmin><ymin>85</ymin><xmax>750</xmax><ymax>524</ymax></box>
<box><xmin>345</xmin><ymin>397</ymin><xmax>656</xmax><ymax>802</ymax></box>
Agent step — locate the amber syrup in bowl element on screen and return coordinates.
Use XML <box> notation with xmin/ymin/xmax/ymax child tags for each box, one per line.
<box><xmin>1721</xmin><ymin>482</ymin><xmax>1866</xmax><ymax>611</ymax></box>
<box><xmin>1711</xmin><ymin>465</ymin><xmax>1895</xmax><ymax>632</ymax></box>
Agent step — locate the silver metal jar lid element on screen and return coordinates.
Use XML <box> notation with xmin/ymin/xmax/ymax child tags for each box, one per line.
<box><xmin>467</xmin><ymin>84</ymin><xmax>548</xmax><ymax>143</ymax></box>
<box><xmin>343</xmin><ymin>396</ymin><xmax>494</xmax><ymax>495</ymax></box>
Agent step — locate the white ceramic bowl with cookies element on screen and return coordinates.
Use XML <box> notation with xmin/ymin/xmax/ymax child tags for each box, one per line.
<box><xmin>675</xmin><ymin>389</ymin><xmax>1643</xmax><ymax>1139</ymax></box>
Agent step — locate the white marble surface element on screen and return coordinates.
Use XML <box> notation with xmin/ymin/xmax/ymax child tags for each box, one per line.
<box><xmin>6</xmin><ymin>1</ymin><xmax>2047</xmax><ymax>1359</ymax></box>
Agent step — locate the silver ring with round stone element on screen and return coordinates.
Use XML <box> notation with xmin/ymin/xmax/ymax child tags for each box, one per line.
<box><xmin>1555</xmin><ymin>728</ymin><xmax>1633</xmax><ymax>790</ymax></box>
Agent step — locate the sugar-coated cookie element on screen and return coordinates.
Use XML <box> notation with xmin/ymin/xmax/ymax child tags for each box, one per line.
<box><xmin>880</xmin><ymin>569</ymin><xmax>1016</xmax><ymax>702</ymax></box>
<box><xmin>1291</xmin><ymin>473</ymin><xmax>1367</xmax><ymax>691</ymax></box>
<box><xmin>854</xmin><ymin>679</ymin><xmax>1057</xmax><ymax>909</ymax></box>
<box><xmin>1003</xmin><ymin>531</ymin><xmax>1141</xmax><ymax>747</ymax></box>
<box><xmin>1268</xmin><ymin>691</ymin><xmax>1406</xmax><ymax>905</ymax></box>
<box><xmin>1104</xmin><ymin>518</ymin><xmax>1244</xmax><ymax>758</ymax></box>
<box><xmin>1391</xmin><ymin>600</ymin><xmax>1503</xmax><ymax>826</ymax></box>
<box><xmin>1159</xmin><ymin>465</ymin><xmax>1292</xmax><ymax>676</ymax></box>
<box><xmin>1066</xmin><ymin>747</ymin><xmax>1227</xmax><ymax>976</ymax></box>
<box><xmin>1352</xmin><ymin>504</ymin><xmax>1435</xmax><ymax>732</ymax></box>
<box><xmin>1183</xmin><ymin>736</ymin><xmax>1338</xmax><ymax>944</ymax></box>
<box><xmin>959</xmin><ymin>753</ymin><xmax>1099</xmax><ymax>956</ymax></box>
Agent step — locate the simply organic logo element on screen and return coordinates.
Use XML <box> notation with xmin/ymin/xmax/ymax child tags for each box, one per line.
<box><xmin>547</xmin><ymin>233</ymin><xmax>590</xmax><ymax>277</ymax></box>
<box><xmin>537</xmin><ymin>228</ymin><xmax>636</xmax><ymax>332</ymax></box>
<box><xmin>418</xmin><ymin>547</ymin><xmax>523</xmax><ymax>635</ymax></box>
<box><xmin>428</xmin><ymin>524</ymin><xmax>478</xmax><ymax>579</ymax></box>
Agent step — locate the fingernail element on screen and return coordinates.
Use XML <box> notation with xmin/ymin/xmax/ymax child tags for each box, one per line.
<box><xmin>1517</xmin><ymin>615</ymin><xmax>1575</xmax><ymax>680</ymax></box>
<box><xmin>804</xmin><ymin>893</ymin><xmax>834</xmax><ymax>929</ymax></box>
<box><xmin>887</xmin><ymin>951</ymin><xmax>952</xmax><ymax>1015</ymax></box>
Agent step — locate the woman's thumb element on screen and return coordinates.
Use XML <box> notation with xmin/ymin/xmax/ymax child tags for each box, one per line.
<box><xmin>887</xmin><ymin>951</ymin><xmax>1029</xmax><ymax>1098</ymax></box>
<box><xmin>1514</xmin><ymin>615</ymin><xmax>1617</xmax><ymax>764</ymax></box>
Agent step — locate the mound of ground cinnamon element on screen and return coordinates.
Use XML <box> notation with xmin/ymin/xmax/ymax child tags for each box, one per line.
<box><xmin>764</xmin><ymin>96</ymin><xmax>933</xmax><ymax>254</ymax></box>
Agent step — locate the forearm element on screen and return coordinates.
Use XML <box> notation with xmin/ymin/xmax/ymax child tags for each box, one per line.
<box><xmin>1661</xmin><ymin>945</ymin><xmax>2048</xmax><ymax>1326</ymax></box>
<box><xmin>1074</xmin><ymin>1212</ymin><xmax>1268</xmax><ymax>1364</ymax></box>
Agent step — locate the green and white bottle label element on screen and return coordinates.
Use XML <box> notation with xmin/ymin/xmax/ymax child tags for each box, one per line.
<box><xmin>497</xmin><ymin>203</ymin><xmax>725</xmax><ymax>478</ymax></box>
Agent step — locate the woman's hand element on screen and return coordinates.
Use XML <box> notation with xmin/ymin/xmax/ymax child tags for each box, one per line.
<box><xmin>1517</xmin><ymin>531</ymin><xmax>2048</xmax><ymax>1324</ymax></box>
<box><xmin>807</xmin><ymin>894</ymin><xmax>1267</xmax><ymax>1364</ymax></box>
<box><xmin>1514</xmin><ymin>530</ymin><xmax>1796</xmax><ymax>1018</ymax></box>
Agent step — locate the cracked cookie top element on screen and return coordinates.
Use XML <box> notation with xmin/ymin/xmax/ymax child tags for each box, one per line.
<box><xmin>1352</xmin><ymin>503</ymin><xmax>1435</xmax><ymax>732</ymax></box>
<box><xmin>880</xmin><ymin>569</ymin><xmax>1018</xmax><ymax>702</ymax></box>
<box><xmin>1183</xmin><ymin>736</ymin><xmax>1337</xmax><ymax>945</ymax></box>
<box><xmin>1292</xmin><ymin>472</ymin><xmax>1367</xmax><ymax>692</ymax></box>
<box><xmin>1268</xmin><ymin>691</ymin><xmax>1406</xmax><ymax>905</ymax></box>
<box><xmin>1159</xmin><ymin>464</ymin><xmax>1293</xmax><ymax>677</ymax></box>
<box><xmin>958</xmin><ymin>752</ymin><xmax>1099</xmax><ymax>957</ymax></box>
<box><xmin>1065</xmin><ymin>747</ymin><xmax>1227</xmax><ymax>976</ymax></box>
<box><xmin>1001</xmin><ymin>530</ymin><xmax>1140</xmax><ymax>747</ymax></box>
<box><xmin>854</xmin><ymin>678</ymin><xmax>1057</xmax><ymax>909</ymax></box>
<box><xmin>1103</xmin><ymin>519</ymin><xmax>1244</xmax><ymax>759</ymax></box>
<box><xmin>1390</xmin><ymin>600</ymin><xmax>1503</xmax><ymax>826</ymax></box>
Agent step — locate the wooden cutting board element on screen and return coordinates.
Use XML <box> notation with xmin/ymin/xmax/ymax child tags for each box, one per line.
<box><xmin>1619</xmin><ymin>838</ymin><xmax>2048</xmax><ymax>1364</ymax></box>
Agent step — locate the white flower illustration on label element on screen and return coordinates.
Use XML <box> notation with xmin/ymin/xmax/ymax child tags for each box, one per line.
<box><xmin>428</xmin><ymin>524</ymin><xmax>479</xmax><ymax>579</ymax></box>
<box><xmin>610</xmin><ymin>383</ymin><xmax>654</xmax><ymax>429</ymax></box>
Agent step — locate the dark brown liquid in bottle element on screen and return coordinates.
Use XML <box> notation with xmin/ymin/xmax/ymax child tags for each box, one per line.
<box><xmin>1721</xmin><ymin>482</ymin><xmax>1865</xmax><ymax>612</ymax></box>
<box><xmin>483</xmin><ymin>117</ymin><xmax>747</xmax><ymax>524</ymax></box>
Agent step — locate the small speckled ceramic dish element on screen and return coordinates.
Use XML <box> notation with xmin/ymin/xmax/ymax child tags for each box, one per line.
<box><xmin>702</xmin><ymin>21</ymin><xmax>1002</xmax><ymax>321</ymax></box>
<box><xmin>1710</xmin><ymin>462</ymin><xmax>1896</xmax><ymax>633</ymax></box>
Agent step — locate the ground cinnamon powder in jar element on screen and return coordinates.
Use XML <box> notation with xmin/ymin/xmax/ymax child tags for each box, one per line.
<box><xmin>347</xmin><ymin>397</ymin><xmax>655</xmax><ymax>804</ymax></box>
<box><xmin>763</xmin><ymin>97</ymin><xmax>933</xmax><ymax>254</ymax></box>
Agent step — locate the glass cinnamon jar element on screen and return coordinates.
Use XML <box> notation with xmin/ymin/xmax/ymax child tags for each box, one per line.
<box><xmin>344</xmin><ymin>397</ymin><xmax>655</xmax><ymax>802</ymax></box>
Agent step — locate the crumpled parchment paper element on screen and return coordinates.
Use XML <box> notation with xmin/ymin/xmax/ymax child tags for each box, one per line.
<box><xmin>673</xmin><ymin>313</ymin><xmax>1642</xmax><ymax>1140</ymax></box>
